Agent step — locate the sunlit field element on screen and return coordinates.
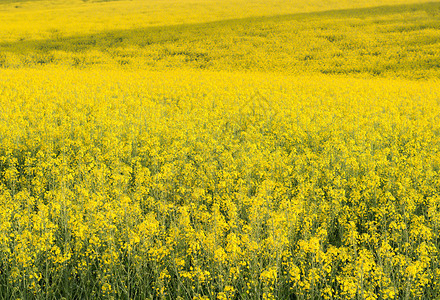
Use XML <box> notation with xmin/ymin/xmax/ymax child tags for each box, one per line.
<box><xmin>1</xmin><ymin>0</ymin><xmax>440</xmax><ymax>299</ymax></box>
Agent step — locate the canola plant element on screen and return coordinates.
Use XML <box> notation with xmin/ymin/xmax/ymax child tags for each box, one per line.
<box><xmin>1</xmin><ymin>0</ymin><xmax>440</xmax><ymax>299</ymax></box>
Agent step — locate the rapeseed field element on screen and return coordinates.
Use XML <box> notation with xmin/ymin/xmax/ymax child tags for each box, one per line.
<box><xmin>1</xmin><ymin>0</ymin><xmax>440</xmax><ymax>299</ymax></box>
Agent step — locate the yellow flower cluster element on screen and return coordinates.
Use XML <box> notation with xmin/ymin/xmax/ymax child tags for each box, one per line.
<box><xmin>1</xmin><ymin>0</ymin><xmax>440</xmax><ymax>298</ymax></box>
<box><xmin>1</xmin><ymin>67</ymin><xmax>439</xmax><ymax>299</ymax></box>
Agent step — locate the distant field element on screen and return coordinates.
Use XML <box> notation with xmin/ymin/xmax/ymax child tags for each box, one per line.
<box><xmin>1</xmin><ymin>1</ymin><xmax>440</xmax><ymax>300</ymax></box>
<box><xmin>0</xmin><ymin>0</ymin><xmax>436</xmax><ymax>42</ymax></box>
<box><xmin>1</xmin><ymin>1</ymin><xmax>440</xmax><ymax>78</ymax></box>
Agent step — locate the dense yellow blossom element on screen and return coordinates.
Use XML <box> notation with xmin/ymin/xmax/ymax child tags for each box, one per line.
<box><xmin>1</xmin><ymin>0</ymin><xmax>440</xmax><ymax>299</ymax></box>
<box><xmin>0</xmin><ymin>67</ymin><xmax>439</xmax><ymax>298</ymax></box>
